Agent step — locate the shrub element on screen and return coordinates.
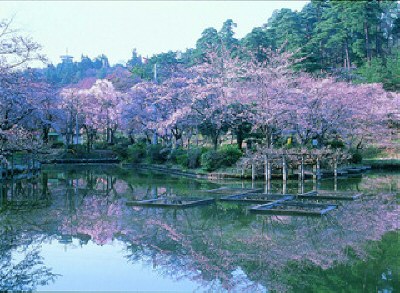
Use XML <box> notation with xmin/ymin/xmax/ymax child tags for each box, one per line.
<box><xmin>112</xmin><ymin>144</ymin><xmax>130</xmax><ymax>160</ymax></box>
<box><xmin>218</xmin><ymin>145</ymin><xmax>242</xmax><ymax>166</ymax></box>
<box><xmin>93</xmin><ymin>142</ymin><xmax>111</xmax><ymax>150</ymax></box>
<box><xmin>201</xmin><ymin>145</ymin><xmax>242</xmax><ymax>171</ymax></box>
<box><xmin>128</xmin><ymin>143</ymin><xmax>146</xmax><ymax>163</ymax></box>
<box><xmin>351</xmin><ymin>152</ymin><xmax>363</xmax><ymax>164</ymax></box>
<box><xmin>147</xmin><ymin>144</ymin><xmax>169</xmax><ymax>164</ymax></box>
<box><xmin>176</xmin><ymin>152</ymin><xmax>189</xmax><ymax>167</ymax></box>
<box><xmin>50</xmin><ymin>141</ymin><xmax>64</xmax><ymax>149</ymax></box>
<box><xmin>187</xmin><ymin>148</ymin><xmax>202</xmax><ymax>169</ymax></box>
<box><xmin>169</xmin><ymin>148</ymin><xmax>187</xmax><ymax>164</ymax></box>
<box><xmin>201</xmin><ymin>150</ymin><xmax>224</xmax><ymax>171</ymax></box>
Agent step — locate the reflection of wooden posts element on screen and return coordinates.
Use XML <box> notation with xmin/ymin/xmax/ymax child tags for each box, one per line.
<box><xmin>11</xmin><ymin>152</ymin><xmax>14</xmax><ymax>178</ymax></box>
<box><xmin>333</xmin><ymin>155</ymin><xmax>338</xmax><ymax>191</ymax></box>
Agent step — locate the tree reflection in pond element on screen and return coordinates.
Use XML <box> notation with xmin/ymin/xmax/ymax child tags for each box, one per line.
<box><xmin>0</xmin><ymin>166</ymin><xmax>398</xmax><ymax>291</ymax></box>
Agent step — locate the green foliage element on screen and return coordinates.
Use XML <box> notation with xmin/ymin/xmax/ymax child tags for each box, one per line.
<box><xmin>147</xmin><ymin>144</ymin><xmax>169</xmax><ymax>164</ymax></box>
<box><xmin>169</xmin><ymin>148</ymin><xmax>187</xmax><ymax>165</ymax></box>
<box><xmin>186</xmin><ymin>148</ymin><xmax>203</xmax><ymax>169</ymax></box>
<box><xmin>356</xmin><ymin>50</ymin><xmax>400</xmax><ymax>91</ymax></box>
<box><xmin>93</xmin><ymin>142</ymin><xmax>112</xmax><ymax>150</ymax></box>
<box><xmin>168</xmin><ymin>147</ymin><xmax>203</xmax><ymax>169</ymax></box>
<box><xmin>361</xmin><ymin>146</ymin><xmax>383</xmax><ymax>159</ymax></box>
<box><xmin>111</xmin><ymin>144</ymin><xmax>130</xmax><ymax>160</ymax></box>
<box><xmin>351</xmin><ymin>152</ymin><xmax>363</xmax><ymax>164</ymax></box>
<box><xmin>218</xmin><ymin>145</ymin><xmax>242</xmax><ymax>166</ymax></box>
<box><xmin>50</xmin><ymin>141</ymin><xmax>64</xmax><ymax>149</ymax></box>
<box><xmin>201</xmin><ymin>145</ymin><xmax>242</xmax><ymax>171</ymax></box>
<box><xmin>201</xmin><ymin>150</ymin><xmax>224</xmax><ymax>171</ymax></box>
<box><xmin>328</xmin><ymin>139</ymin><xmax>345</xmax><ymax>149</ymax></box>
<box><xmin>128</xmin><ymin>143</ymin><xmax>146</xmax><ymax>163</ymax></box>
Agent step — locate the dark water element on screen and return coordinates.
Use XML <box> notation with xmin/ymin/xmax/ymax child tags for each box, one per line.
<box><xmin>0</xmin><ymin>166</ymin><xmax>398</xmax><ymax>292</ymax></box>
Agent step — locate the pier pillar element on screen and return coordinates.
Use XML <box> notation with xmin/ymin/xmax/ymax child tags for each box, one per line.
<box><xmin>282</xmin><ymin>156</ymin><xmax>287</xmax><ymax>194</ymax></box>
<box><xmin>251</xmin><ymin>161</ymin><xmax>256</xmax><ymax>181</ymax></box>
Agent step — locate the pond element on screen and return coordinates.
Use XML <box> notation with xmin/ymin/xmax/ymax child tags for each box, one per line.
<box><xmin>0</xmin><ymin>165</ymin><xmax>399</xmax><ymax>292</ymax></box>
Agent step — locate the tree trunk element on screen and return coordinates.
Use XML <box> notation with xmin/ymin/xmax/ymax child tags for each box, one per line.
<box><xmin>236</xmin><ymin>126</ymin><xmax>244</xmax><ymax>150</ymax></box>
<box><xmin>42</xmin><ymin>126</ymin><xmax>50</xmax><ymax>144</ymax></box>
<box><xmin>345</xmin><ymin>41</ymin><xmax>351</xmax><ymax>69</ymax></box>
<box><xmin>212</xmin><ymin>131</ymin><xmax>219</xmax><ymax>150</ymax></box>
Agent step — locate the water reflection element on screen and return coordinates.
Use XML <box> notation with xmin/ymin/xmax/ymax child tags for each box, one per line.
<box><xmin>0</xmin><ymin>166</ymin><xmax>398</xmax><ymax>291</ymax></box>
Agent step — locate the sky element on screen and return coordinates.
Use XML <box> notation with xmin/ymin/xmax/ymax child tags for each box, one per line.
<box><xmin>1</xmin><ymin>1</ymin><xmax>308</xmax><ymax>66</ymax></box>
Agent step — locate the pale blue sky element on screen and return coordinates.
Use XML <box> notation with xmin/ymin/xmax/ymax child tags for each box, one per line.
<box><xmin>1</xmin><ymin>1</ymin><xmax>308</xmax><ymax>66</ymax></box>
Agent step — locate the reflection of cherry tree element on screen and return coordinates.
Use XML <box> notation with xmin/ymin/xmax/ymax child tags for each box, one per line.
<box><xmin>1</xmin><ymin>168</ymin><xmax>398</xmax><ymax>291</ymax></box>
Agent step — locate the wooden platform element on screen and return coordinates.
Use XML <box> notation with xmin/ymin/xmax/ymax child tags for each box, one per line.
<box><xmin>250</xmin><ymin>201</ymin><xmax>338</xmax><ymax>216</ymax></box>
<box><xmin>220</xmin><ymin>193</ymin><xmax>293</xmax><ymax>204</ymax></box>
<box><xmin>203</xmin><ymin>187</ymin><xmax>263</xmax><ymax>196</ymax></box>
<box><xmin>297</xmin><ymin>191</ymin><xmax>363</xmax><ymax>201</ymax></box>
<box><xmin>220</xmin><ymin>190</ymin><xmax>317</xmax><ymax>204</ymax></box>
<box><xmin>126</xmin><ymin>197</ymin><xmax>215</xmax><ymax>208</ymax></box>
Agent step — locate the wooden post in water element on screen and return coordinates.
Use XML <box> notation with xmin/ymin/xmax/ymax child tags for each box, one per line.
<box><xmin>300</xmin><ymin>155</ymin><xmax>305</xmax><ymax>181</ymax></box>
<box><xmin>282</xmin><ymin>156</ymin><xmax>287</xmax><ymax>183</ymax></box>
<box><xmin>300</xmin><ymin>155</ymin><xmax>305</xmax><ymax>194</ymax></box>
<box><xmin>282</xmin><ymin>155</ymin><xmax>287</xmax><ymax>194</ymax></box>
<box><xmin>251</xmin><ymin>161</ymin><xmax>256</xmax><ymax>181</ymax></box>
<box><xmin>312</xmin><ymin>159</ymin><xmax>317</xmax><ymax>191</ymax></box>
<box><xmin>264</xmin><ymin>156</ymin><xmax>271</xmax><ymax>193</ymax></box>
<box><xmin>11</xmin><ymin>152</ymin><xmax>14</xmax><ymax>178</ymax></box>
<box><xmin>333</xmin><ymin>155</ymin><xmax>338</xmax><ymax>179</ymax></box>
<box><xmin>333</xmin><ymin>155</ymin><xmax>338</xmax><ymax>191</ymax></box>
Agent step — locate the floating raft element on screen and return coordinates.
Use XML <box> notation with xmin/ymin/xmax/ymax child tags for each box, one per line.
<box><xmin>221</xmin><ymin>193</ymin><xmax>293</xmax><ymax>204</ymax></box>
<box><xmin>297</xmin><ymin>191</ymin><xmax>363</xmax><ymax>201</ymax></box>
<box><xmin>126</xmin><ymin>196</ymin><xmax>215</xmax><ymax>208</ymax></box>
<box><xmin>220</xmin><ymin>190</ymin><xmax>317</xmax><ymax>204</ymax></box>
<box><xmin>250</xmin><ymin>201</ymin><xmax>338</xmax><ymax>216</ymax></box>
<box><xmin>203</xmin><ymin>187</ymin><xmax>263</xmax><ymax>196</ymax></box>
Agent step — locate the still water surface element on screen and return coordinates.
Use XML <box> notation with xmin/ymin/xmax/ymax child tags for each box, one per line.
<box><xmin>0</xmin><ymin>165</ymin><xmax>399</xmax><ymax>292</ymax></box>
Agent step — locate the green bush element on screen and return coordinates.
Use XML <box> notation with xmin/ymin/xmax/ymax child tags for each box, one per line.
<box><xmin>169</xmin><ymin>148</ymin><xmax>187</xmax><ymax>164</ymax></box>
<box><xmin>147</xmin><ymin>144</ymin><xmax>169</xmax><ymax>164</ymax></box>
<box><xmin>218</xmin><ymin>145</ymin><xmax>242</xmax><ymax>166</ymax></box>
<box><xmin>201</xmin><ymin>150</ymin><xmax>224</xmax><ymax>171</ymax></box>
<box><xmin>93</xmin><ymin>142</ymin><xmax>111</xmax><ymax>150</ymax></box>
<box><xmin>67</xmin><ymin>144</ymin><xmax>87</xmax><ymax>154</ymax></box>
<box><xmin>351</xmin><ymin>152</ymin><xmax>363</xmax><ymax>164</ymax></box>
<box><xmin>112</xmin><ymin>145</ymin><xmax>130</xmax><ymax>160</ymax></box>
<box><xmin>128</xmin><ymin>143</ymin><xmax>146</xmax><ymax>163</ymax></box>
<box><xmin>362</xmin><ymin>147</ymin><xmax>383</xmax><ymax>159</ymax></box>
<box><xmin>186</xmin><ymin>148</ymin><xmax>202</xmax><ymax>169</ymax></box>
<box><xmin>201</xmin><ymin>145</ymin><xmax>242</xmax><ymax>171</ymax></box>
<box><xmin>176</xmin><ymin>152</ymin><xmax>189</xmax><ymax>167</ymax></box>
<box><xmin>328</xmin><ymin>139</ymin><xmax>345</xmax><ymax>149</ymax></box>
<box><xmin>51</xmin><ymin>141</ymin><xmax>64</xmax><ymax>149</ymax></box>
